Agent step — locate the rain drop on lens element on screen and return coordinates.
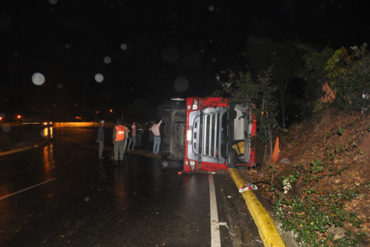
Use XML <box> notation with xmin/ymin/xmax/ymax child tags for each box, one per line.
<box><xmin>120</xmin><ymin>43</ymin><xmax>127</xmax><ymax>50</ymax></box>
<box><xmin>32</xmin><ymin>72</ymin><xmax>46</xmax><ymax>86</ymax></box>
<box><xmin>173</xmin><ymin>76</ymin><xmax>189</xmax><ymax>93</ymax></box>
<box><xmin>95</xmin><ymin>73</ymin><xmax>104</xmax><ymax>83</ymax></box>
<box><xmin>104</xmin><ymin>56</ymin><xmax>111</xmax><ymax>64</ymax></box>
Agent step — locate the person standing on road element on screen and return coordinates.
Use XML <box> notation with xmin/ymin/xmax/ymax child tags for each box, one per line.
<box><xmin>127</xmin><ymin>122</ymin><xmax>137</xmax><ymax>151</ymax></box>
<box><xmin>122</xmin><ymin>122</ymin><xmax>129</xmax><ymax>157</ymax></box>
<box><xmin>96</xmin><ymin>120</ymin><xmax>105</xmax><ymax>159</ymax></box>
<box><xmin>112</xmin><ymin>119</ymin><xmax>128</xmax><ymax>165</ymax></box>
<box><xmin>151</xmin><ymin>119</ymin><xmax>163</xmax><ymax>155</ymax></box>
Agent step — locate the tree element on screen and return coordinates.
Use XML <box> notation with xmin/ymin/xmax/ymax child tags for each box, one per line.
<box><xmin>296</xmin><ymin>45</ymin><xmax>334</xmax><ymax>116</ymax></box>
<box><xmin>216</xmin><ymin>67</ymin><xmax>279</xmax><ymax>161</ymax></box>
<box><xmin>243</xmin><ymin>37</ymin><xmax>304</xmax><ymax>127</ymax></box>
<box><xmin>324</xmin><ymin>43</ymin><xmax>370</xmax><ymax>112</ymax></box>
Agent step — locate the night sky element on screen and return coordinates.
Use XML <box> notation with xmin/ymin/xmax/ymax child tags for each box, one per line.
<box><xmin>1</xmin><ymin>0</ymin><xmax>369</xmax><ymax>121</ymax></box>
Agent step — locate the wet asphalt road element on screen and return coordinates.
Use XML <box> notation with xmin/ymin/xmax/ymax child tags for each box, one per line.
<box><xmin>0</xmin><ymin>127</ymin><xmax>262</xmax><ymax>247</ymax></box>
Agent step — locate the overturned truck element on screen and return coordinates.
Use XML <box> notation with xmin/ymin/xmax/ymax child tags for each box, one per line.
<box><xmin>183</xmin><ymin>97</ymin><xmax>256</xmax><ymax>173</ymax></box>
<box><xmin>156</xmin><ymin>97</ymin><xmax>256</xmax><ymax>172</ymax></box>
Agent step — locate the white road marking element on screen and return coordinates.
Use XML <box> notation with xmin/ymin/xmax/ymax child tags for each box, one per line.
<box><xmin>0</xmin><ymin>177</ymin><xmax>56</xmax><ymax>201</ymax></box>
<box><xmin>209</xmin><ymin>174</ymin><xmax>221</xmax><ymax>247</ymax></box>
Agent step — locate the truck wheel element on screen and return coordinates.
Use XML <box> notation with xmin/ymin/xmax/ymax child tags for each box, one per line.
<box><xmin>227</xmin><ymin>149</ymin><xmax>237</xmax><ymax>168</ymax></box>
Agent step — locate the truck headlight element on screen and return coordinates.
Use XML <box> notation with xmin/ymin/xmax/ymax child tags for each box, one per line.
<box><xmin>190</xmin><ymin>161</ymin><xmax>196</xmax><ymax>171</ymax></box>
<box><xmin>192</xmin><ymin>99</ymin><xmax>198</xmax><ymax>110</ymax></box>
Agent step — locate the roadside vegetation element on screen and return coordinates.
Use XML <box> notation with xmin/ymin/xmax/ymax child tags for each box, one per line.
<box><xmin>215</xmin><ymin>39</ymin><xmax>369</xmax><ymax>246</ymax></box>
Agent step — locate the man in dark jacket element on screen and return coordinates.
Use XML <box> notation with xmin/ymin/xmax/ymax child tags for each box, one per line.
<box><xmin>96</xmin><ymin>120</ymin><xmax>105</xmax><ymax>159</ymax></box>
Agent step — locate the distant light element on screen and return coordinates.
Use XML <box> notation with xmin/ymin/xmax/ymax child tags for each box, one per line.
<box><xmin>104</xmin><ymin>56</ymin><xmax>112</xmax><ymax>64</ymax></box>
<box><xmin>94</xmin><ymin>73</ymin><xmax>104</xmax><ymax>83</ymax></box>
<box><xmin>57</xmin><ymin>83</ymin><xmax>64</xmax><ymax>89</ymax></box>
<box><xmin>109</xmin><ymin>108</ymin><xmax>113</xmax><ymax>113</ymax></box>
<box><xmin>0</xmin><ymin>116</ymin><xmax>3</xmax><ymax>121</ymax></box>
<box><xmin>32</xmin><ymin>72</ymin><xmax>46</xmax><ymax>86</ymax></box>
<box><xmin>48</xmin><ymin>0</ymin><xmax>58</xmax><ymax>5</ymax></box>
<box><xmin>75</xmin><ymin>116</ymin><xmax>82</xmax><ymax>120</ymax></box>
<box><xmin>208</xmin><ymin>5</ymin><xmax>215</xmax><ymax>12</ymax></box>
<box><xmin>16</xmin><ymin>114</ymin><xmax>22</xmax><ymax>119</ymax></box>
<box><xmin>120</xmin><ymin>43</ymin><xmax>128</xmax><ymax>50</ymax></box>
<box><xmin>42</xmin><ymin>127</ymin><xmax>49</xmax><ymax>137</ymax></box>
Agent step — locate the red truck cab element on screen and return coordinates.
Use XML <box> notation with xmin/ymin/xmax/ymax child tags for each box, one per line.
<box><xmin>183</xmin><ymin>97</ymin><xmax>256</xmax><ymax>173</ymax></box>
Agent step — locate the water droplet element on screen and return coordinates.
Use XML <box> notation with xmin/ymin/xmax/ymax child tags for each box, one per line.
<box><xmin>94</xmin><ymin>73</ymin><xmax>104</xmax><ymax>83</ymax></box>
<box><xmin>32</xmin><ymin>72</ymin><xmax>46</xmax><ymax>86</ymax></box>
<box><xmin>103</xmin><ymin>56</ymin><xmax>111</xmax><ymax>64</ymax></box>
<box><xmin>173</xmin><ymin>76</ymin><xmax>189</xmax><ymax>93</ymax></box>
<box><xmin>120</xmin><ymin>43</ymin><xmax>127</xmax><ymax>50</ymax></box>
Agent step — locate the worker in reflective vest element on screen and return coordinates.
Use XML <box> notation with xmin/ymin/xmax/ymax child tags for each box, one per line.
<box><xmin>113</xmin><ymin>119</ymin><xmax>129</xmax><ymax>165</ymax></box>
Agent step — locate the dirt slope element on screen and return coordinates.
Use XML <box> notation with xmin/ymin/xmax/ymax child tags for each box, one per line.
<box><xmin>244</xmin><ymin>109</ymin><xmax>369</xmax><ymax>245</ymax></box>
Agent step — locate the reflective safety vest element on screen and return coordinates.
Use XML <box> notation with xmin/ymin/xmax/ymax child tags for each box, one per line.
<box><xmin>115</xmin><ymin>125</ymin><xmax>126</xmax><ymax>141</ymax></box>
